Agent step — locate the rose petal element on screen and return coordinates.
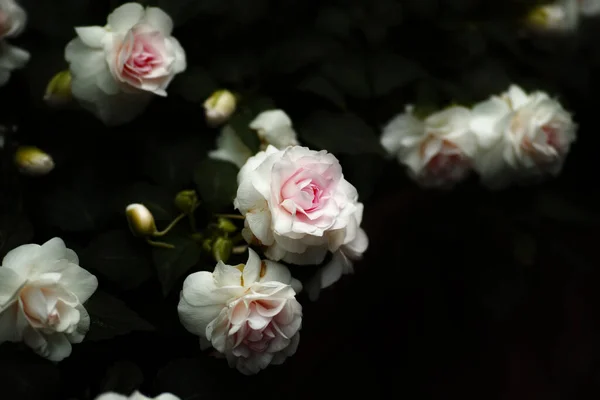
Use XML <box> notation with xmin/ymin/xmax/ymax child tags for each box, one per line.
<box><xmin>142</xmin><ymin>7</ymin><xmax>174</xmax><ymax>36</ymax></box>
<box><xmin>107</xmin><ymin>3</ymin><xmax>145</xmax><ymax>33</ymax></box>
<box><xmin>75</xmin><ymin>26</ymin><xmax>107</xmax><ymax>48</ymax></box>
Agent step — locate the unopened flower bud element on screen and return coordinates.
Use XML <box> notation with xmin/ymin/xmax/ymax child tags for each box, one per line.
<box><xmin>14</xmin><ymin>146</ymin><xmax>55</xmax><ymax>176</ymax></box>
<box><xmin>212</xmin><ymin>237</ymin><xmax>233</xmax><ymax>263</ymax></box>
<box><xmin>216</xmin><ymin>217</ymin><xmax>237</xmax><ymax>233</ymax></box>
<box><xmin>126</xmin><ymin>203</ymin><xmax>157</xmax><ymax>237</ymax></box>
<box><xmin>44</xmin><ymin>70</ymin><xmax>72</xmax><ymax>107</ymax></box>
<box><xmin>204</xmin><ymin>90</ymin><xmax>237</xmax><ymax>127</ymax></box>
<box><xmin>174</xmin><ymin>190</ymin><xmax>198</xmax><ymax>214</ymax></box>
<box><xmin>525</xmin><ymin>2</ymin><xmax>578</xmax><ymax>32</ymax></box>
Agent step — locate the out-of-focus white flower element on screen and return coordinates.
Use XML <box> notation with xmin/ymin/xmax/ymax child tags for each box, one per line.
<box><xmin>0</xmin><ymin>0</ymin><xmax>26</xmax><ymax>39</ymax></box>
<box><xmin>250</xmin><ymin>110</ymin><xmax>299</xmax><ymax>150</ymax></box>
<box><xmin>14</xmin><ymin>146</ymin><xmax>55</xmax><ymax>176</ymax></box>
<box><xmin>0</xmin><ymin>238</ymin><xmax>98</xmax><ymax>361</ymax></box>
<box><xmin>95</xmin><ymin>391</ymin><xmax>180</xmax><ymax>400</ymax></box>
<box><xmin>204</xmin><ymin>90</ymin><xmax>237</xmax><ymax>127</ymax></box>
<box><xmin>470</xmin><ymin>84</ymin><xmax>577</xmax><ymax>189</ymax></box>
<box><xmin>381</xmin><ymin>105</ymin><xmax>477</xmax><ymax>188</ymax></box>
<box><xmin>579</xmin><ymin>0</ymin><xmax>600</xmax><ymax>16</ymax></box>
<box><xmin>234</xmin><ymin>145</ymin><xmax>365</xmax><ymax>266</ymax></box>
<box><xmin>64</xmin><ymin>3</ymin><xmax>186</xmax><ymax>125</ymax></box>
<box><xmin>177</xmin><ymin>248</ymin><xmax>302</xmax><ymax>375</ymax></box>
<box><xmin>525</xmin><ymin>0</ymin><xmax>579</xmax><ymax>32</ymax></box>
<box><xmin>208</xmin><ymin>125</ymin><xmax>253</xmax><ymax>169</ymax></box>
<box><xmin>0</xmin><ymin>40</ymin><xmax>28</xmax><ymax>87</ymax></box>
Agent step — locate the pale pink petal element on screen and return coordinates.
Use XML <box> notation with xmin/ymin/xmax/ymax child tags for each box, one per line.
<box><xmin>75</xmin><ymin>26</ymin><xmax>107</xmax><ymax>48</ymax></box>
<box><xmin>142</xmin><ymin>7</ymin><xmax>174</xmax><ymax>36</ymax></box>
<box><xmin>107</xmin><ymin>3</ymin><xmax>144</xmax><ymax>33</ymax></box>
<box><xmin>0</xmin><ymin>267</ymin><xmax>26</xmax><ymax>306</ymax></box>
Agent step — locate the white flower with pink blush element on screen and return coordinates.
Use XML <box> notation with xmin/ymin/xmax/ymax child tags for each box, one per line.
<box><xmin>0</xmin><ymin>238</ymin><xmax>98</xmax><ymax>362</ymax></box>
<box><xmin>177</xmin><ymin>248</ymin><xmax>302</xmax><ymax>375</ymax></box>
<box><xmin>95</xmin><ymin>391</ymin><xmax>180</xmax><ymax>400</ymax></box>
<box><xmin>64</xmin><ymin>2</ymin><xmax>186</xmax><ymax>125</ymax></box>
<box><xmin>0</xmin><ymin>0</ymin><xmax>29</xmax><ymax>87</ymax></box>
<box><xmin>381</xmin><ymin>105</ymin><xmax>477</xmax><ymax>188</ymax></box>
<box><xmin>234</xmin><ymin>145</ymin><xmax>367</xmax><ymax>267</ymax></box>
<box><xmin>470</xmin><ymin>84</ymin><xmax>577</xmax><ymax>189</ymax></box>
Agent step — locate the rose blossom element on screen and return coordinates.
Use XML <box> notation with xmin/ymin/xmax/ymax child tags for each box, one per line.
<box><xmin>0</xmin><ymin>238</ymin><xmax>98</xmax><ymax>361</ymax></box>
<box><xmin>64</xmin><ymin>2</ymin><xmax>186</xmax><ymax>125</ymax></box>
<box><xmin>0</xmin><ymin>0</ymin><xmax>28</xmax><ymax>87</ymax></box>
<box><xmin>470</xmin><ymin>84</ymin><xmax>577</xmax><ymax>189</ymax></box>
<box><xmin>177</xmin><ymin>248</ymin><xmax>302</xmax><ymax>375</ymax></box>
<box><xmin>381</xmin><ymin>105</ymin><xmax>477</xmax><ymax>188</ymax></box>
<box><xmin>95</xmin><ymin>391</ymin><xmax>180</xmax><ymax>400</ymax></box>
<box><xmin>234</xmin><ymin>145</ymin><xmax>365</xmax><ymax>265</ymax></box>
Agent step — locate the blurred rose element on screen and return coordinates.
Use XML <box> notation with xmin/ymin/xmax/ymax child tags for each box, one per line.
<box><xmin>381</xmin><ymin>105</ymin><xmax>477</xmax><ymax>188</ymax></box>
<box><xmin>470</xmin><ymin>84</ymin><xmax>577</xmax><ymax>189</ymax></box>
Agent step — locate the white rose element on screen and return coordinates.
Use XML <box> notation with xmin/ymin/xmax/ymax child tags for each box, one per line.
<box><xmin>470</xmin><ymin>84</ymin><xmax>577</xmax><ymax>189</ymax></box>
<box><xmin>177</xmin><ymin>248</ymin><xmax>302</xmax><ymax>375</ymax></box>
<box><xmin>234</xmin><ymin>145</ymin><xmax>364</xmax><ymax>265</ymax></box>
<box><xmin>250</xmin><ymin>110</ymin><xmax>299</xmax><ymax>150</ymax></box>
<box><xmin>208</xmin><ymin>125</ymin><xmax>253</xmax><ymax>169</ymax></box>
<box><xmin>306</xmin><ymin>205</ymin><xmax>368</xmax><ymax>301</ymax></box>
<box><xmin>95</xmin><ymin>392</ymin><xmax>180</xmax><ymax>400</ymax></box>
<box><xmin>0</xmin><ymin>41</ymin><xmax>29</xmax><ymax>86</ymax></box>
<box><xmin>64</xmin><ymin>3</ymin><xmax>186</xmax><ymax>126</ymax></box>
<box><xmin>0</xmin><ymin>238</ymin><xmax>98</xmax><ymax>361</ymax></box>
<box><xmin>381</xmin><ymin>105</ymin><xmax>477</xmax><ymax>188</ymax></box>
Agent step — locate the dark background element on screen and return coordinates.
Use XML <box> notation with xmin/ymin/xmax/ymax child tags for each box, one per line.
<box><xmin>2</xmin><ymin>0</ymin><xmax>600</xmax><ymax>399</ymax></box>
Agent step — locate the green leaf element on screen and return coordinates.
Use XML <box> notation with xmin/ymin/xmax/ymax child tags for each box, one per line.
<box><xmin>535</xmin><ymin>192</ymin><xmax>600</xmax><ymax>226</ymax></box>
<box><xmin>41</xmin><ymin>188</ymin><xmax>105</xmax><ymax>232</ymax></box>
<box><xmin>118</xmin><ymin>182</ymin><xmax>178</xmax><ymax>223</ymax></box>
<box><xmin>322</xmin><ymin>54</ymin><xmax>371</xmax><ymax>99</ymax></box>
<box><xmin>81</xmin><ymin>230</ymin><xmax>154</xmax><ymax>291</ymax></box>
<box><xmin>193</xmin><ymin>159</ymin><xmax>239</xmax><ymax>211</ymax></box>
<box><xmin>340</xmin><ymin>154</ymin><xmax>384</xmax><ymax>202</ymax></box>
<box><xmin>299</xmin><ymin>111</ymin><xmax>385</xmax><ymax>156</ymax></box>
<box><xmin>152</xmin><ymin>236</ymin><xmax>202</xmax><ymax>296</ymax></box>
<box><xmin>169</xmin><ymin>66</ymin><xmax>218</xmax><ymax>103</ymax></box>
<box><xmin>370</xmin><ymin>53</ymin><xmax>424</xmax><ymax>97</ymax></box>
<box><xmin>315</xmin><ymin>7</ymin><xmax>353</xmax><ymax>38</ymax></box>
<box><xmin>85</xmin><ymin>291</ymin><xmax>155</xmax><ymax>342</ymax></box>
<box><xmin>144</xmin><ymin>135</ymin><xmax>211</xmax><ymax>190</ymax></box>
<box><xmin>0</xmin><ymin>348</ymin><xmax>60</xmax><ymax>400</ymax></box>
<box><xmin>297</xmin><ymin>75</ymin><xmax>347</xmax><ymax>109</ymax></box>
<box><xmin>266</xmin><ymin>32</ymin><xmax>339</xmax><ymax>74</ymax></box>
<box><xmin>100</xmin><ymin>360</ymin><xmax>144</xmax><ymax>395</ymax></box>
<box><xmin>228</xmin><ymin>111</ymin><xmax>261</xmax><ymax>154</ymax></box>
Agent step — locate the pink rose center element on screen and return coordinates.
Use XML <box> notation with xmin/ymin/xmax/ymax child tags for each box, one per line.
<box><xmin>230</xmin><ymin>299</ymin><xmax>285</xmax><ymax>354</ymax></box>
<box><xmin>116</xmin><ymin>25</ymin><xmax>166</xmax><ymax>86</ymax></box>
<box><xmin>19</xmin><ymin>286</ymin><xmax>60</xmax><ymax>328</ymax></box>
<box><xmin>420</xmin><ymin>137</ymin><xmax>470</xmax><ymax>182</ymax></box>
<box><xmin>280</xmin><ymin>168</ymin><xmax>333</xmax><ymax>216</ymax></box>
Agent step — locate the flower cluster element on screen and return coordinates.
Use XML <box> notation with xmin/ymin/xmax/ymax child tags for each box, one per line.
<box><xmin>0</xmin><ymin>0</ymin><xmax>28</xmax><ymax>86</ymax></box>
<box><xmin>381</xmin><ymin>84</ymin><xmax>577</xmax><ymax>190</ymax></box>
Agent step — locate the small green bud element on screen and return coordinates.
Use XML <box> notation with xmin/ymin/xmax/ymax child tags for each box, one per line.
<box><xmin>174</xmin><ymin>190</ymin><xmax>198</xmax><ymax>214</ymax></box>
<box><xmin>204</xmin><ymin>89</ymin><xmax>237</xmax><ymax>127</ymax></box>
<box><xmin>126</xmin><ymin>203</ymin><xmax>157</xmax><ymax>237</ymax></box>
<box><xmin>217</xmin><ymin>217</ymin><xmax>237</xmax><ymax>233</ymax></box>
<box><xmin>202</xmin><ymin>238</ymin><xmax>213</xmax><ymax>253</ymax></box>
<box><xmin>14</xmin><ymin>146</ymin><xmax>55</xmax><ymax>176</ymax></box>
<box><xmin>44</xmin><ymin>70</ymin><xmax>72</xmax><ymax>107</ymax></box>
<box><xmin>212</xmin><ymin>237</ymin><xmax>233</xmax><ymax>263</ymax></box>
